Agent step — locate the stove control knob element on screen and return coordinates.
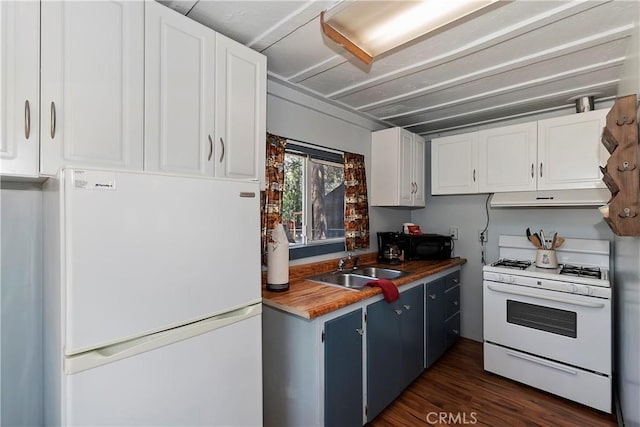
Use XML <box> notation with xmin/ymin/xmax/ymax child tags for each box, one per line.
<box><xmin>506</xmin><ymin>275</ymin><xmax>515</xmax><ymax>284</ymax></box>
<box><xmin>497</xmin><ymin>274</ymin><xmax>505</xmax><ymax>282</ymax></box>
<box><xmin>578</xmin><ymin>286</ymin><xmax>593</xmax><ymax>295</ymax></box>
<box><xmin>567</xmin><ymin>284</ymin><xmax>578</xmax><ymax>293</ymax></box>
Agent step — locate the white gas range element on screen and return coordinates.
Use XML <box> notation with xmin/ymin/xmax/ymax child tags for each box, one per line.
<box><xmin>483</xmin><ymin>235</ymin><xmax>612</xmax><ymax>413</ymax></box>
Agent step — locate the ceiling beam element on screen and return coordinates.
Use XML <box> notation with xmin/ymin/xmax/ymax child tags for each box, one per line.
<box><xmin>357</xmin><ymin>25</ymin><xmax>633</xmax><ymax>113</ymax></box>
<box><xmin>323</xmin><ymin>1</ymin><xmax>605</xmax><ymax>100</ymax></box>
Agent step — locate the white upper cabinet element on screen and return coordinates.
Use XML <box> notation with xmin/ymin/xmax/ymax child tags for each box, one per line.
<box><xmin>144</xmin><ymin>1</ymin><xmax>216</xmax><ymax>177</ymax></box>
<box><xmin>477</xmin><ymin>122</ymin><xmax>537</xmax><ymax>193</ymax></box>
<box><xmin>40</xmin><ymin>1</ymin><xmax>144</xmax><ymax>176</ymax></box>
<box><xmin>431</xmin><ymin>110</ymin><xmax>608</xmax><ymax>195</ymax></box>
<box><xmin>431</xmin><ymin>133</ymin><xmax>478</xmax><ymax>195</ymax></box>
<box><xmin>215</xmin><ymin>34</ymin><xmax>266</xmax><ymax>188</ymax></box>
<box><xmin>0</xmin><ymin>1</ymin><xmax>40</xmax><ymax>178</ymax></box>
<box><xmin>371</xmin><ymin>127</ymin><xmax>425</xmax><ymax>207</ymax></box>
<box><xmin>537</xmin><ymin>109</ymin><xmax>607</xmax><ymax>190</ymax></box>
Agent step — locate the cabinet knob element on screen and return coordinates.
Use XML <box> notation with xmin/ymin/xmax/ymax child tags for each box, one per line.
<box><xmin>452</xmin><ymin>329</ymin><xmax>459</xmax><ymax>335</ymax></box>
<box><xmin>452</xmin><ymin>278</ymin><xmax>459</xmax><ymax>284</ymax></box>
<box><xmin>394</xmin><ymin>309</ymin><xmax>402</xmax><ymax>315</ymax></box>
<box><xmin>355</xmin><ymin>328</ymin><xmax>364</xmax><ymax>335</ymax></box>
<box><xmin>453</xmin><ymin>301</ymin><xmax>459</xmax><ymax>306</ymax></box>
<box><xmin>402</xmin><ymin>304</ymin><xmax>411</xmax><ymax>310</ymax></box>
<box><xmin>429</xmin><ymin>294</ymin><xmax>436</xmax><ymax>300</ymax></box>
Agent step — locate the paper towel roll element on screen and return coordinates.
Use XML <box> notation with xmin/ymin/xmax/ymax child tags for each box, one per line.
<box><xmin>267</xmin><ymin>224</ymin><xmax>289</xmax><ymax>291</ymax></box>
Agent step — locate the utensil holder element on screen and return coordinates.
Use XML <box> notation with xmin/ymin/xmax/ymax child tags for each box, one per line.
<box><xmin>535</xmin><ymin>249</ymin><xmax>558</xmax><ymax>269</ymax></box>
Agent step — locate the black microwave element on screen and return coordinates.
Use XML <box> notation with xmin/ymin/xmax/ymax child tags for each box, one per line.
<box><xmin>405</xmin><ymin>234</ymin><xmax>453</xmax><ymax>260</ymax></box>
<box><xmin>377</xmin><ymin>232</ymin><xmax>452</xmax><ymax>261</ymax></box>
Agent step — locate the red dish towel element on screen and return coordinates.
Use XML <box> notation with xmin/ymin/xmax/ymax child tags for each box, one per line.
<box><xmin>365</xmin><ymin>279</ymin><xmax>400</xmax><ymax>303</ymax></box>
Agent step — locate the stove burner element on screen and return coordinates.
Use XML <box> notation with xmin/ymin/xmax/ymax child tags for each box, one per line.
<box><xmin>492</xmin><ymin>259</ymin><xmax>532</xmax><ymax>270</ymax></box>
<box><xmin>560</xmin><ymin>264</ymin><xmax>602</xmax><ymax>279</ymax></box>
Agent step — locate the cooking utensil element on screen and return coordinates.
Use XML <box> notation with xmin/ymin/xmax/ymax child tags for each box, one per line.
<box><xmin>539</xmin><ymin>229</ymin><xmax>547</xmax><ymax>249</ymax></box>
<box><xmin>530</xmin><ymin>233</ymin><xmax>543</xmax><ymax>249</ymax></box>
<box><xmin>550</xmin><ymin>232</ymin><xmax>558</xmax><ymax>250</ymax></box>
<box><xmin>555</xmin><ymin>236</ymin><xmax>565</xmax><ymax>249</ymax></box>
<box><xmin>526</xmin><ymin>227</ymin><xmax>532</xmax><ymax>243</ymax></box>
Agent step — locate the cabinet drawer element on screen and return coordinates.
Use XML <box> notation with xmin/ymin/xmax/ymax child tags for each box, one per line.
<box><xmin>445</xmin><ymin>313</ymin><xmax>460</xmax><ymax>349</ymax></box>
<box><xmin>445</xmin><ymin>286</ymin><xmax>460</xmax><ymax>319</ymax></box>
<box><xmin>484</xmin><ymin>342</ymin><xmax>611</xmax><ymax>413</ymax></box>
<box><xmin>445</xmin><ymin>271</ymin><xmax>460</xmax><ymax>290</ymax></box>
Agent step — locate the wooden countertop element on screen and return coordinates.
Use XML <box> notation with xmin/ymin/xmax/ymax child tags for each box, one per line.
<box><xmin>262</xmin><ymin>256</ymin><xmax>467</xmax><ymax>319</ymax></box>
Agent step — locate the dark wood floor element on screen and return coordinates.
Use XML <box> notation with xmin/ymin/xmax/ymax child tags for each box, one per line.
<box><xmin>370</xmin><ymin>339</ymin><xmax>617</xmax><ymax>427</ymax></box>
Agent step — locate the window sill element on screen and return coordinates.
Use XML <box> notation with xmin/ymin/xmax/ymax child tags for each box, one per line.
<box><xmin>289</xmin><ymin>241</ymin><xmax>345</xmax><ymax>260</ymax></box>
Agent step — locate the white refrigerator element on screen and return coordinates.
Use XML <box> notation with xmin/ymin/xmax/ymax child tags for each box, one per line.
<box><xmin>43</xmin><ymin>169</ymin><xmax>263</xmax><ymax>426</ymax></box>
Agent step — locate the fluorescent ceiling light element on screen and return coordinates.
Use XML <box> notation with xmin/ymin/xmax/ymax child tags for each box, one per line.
<box><xmin>321</xmin><ymin>0</ymin><xmax>498</xmax><ymax>64</ymax></box>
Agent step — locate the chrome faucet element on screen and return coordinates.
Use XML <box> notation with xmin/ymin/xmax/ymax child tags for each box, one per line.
<box><xmin>338</xmin><ymin>253</ymin><xmax>352</xmax><ymax>271</ymax></box>
<box><xmin>338</xmin><ymin>253</ymin><xmax>360</xmax><ymax>271</ymax></box>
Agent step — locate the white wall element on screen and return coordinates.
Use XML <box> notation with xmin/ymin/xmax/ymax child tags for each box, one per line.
<box><xmin>412</xmin><ymin>110</ymin><xmax>615</xmax><ymax>342</ymax></box>
<box><xmin>615</xmin><ymin>6</ymin><xmax>640</xmax><ymax>426</ymax></box>
<box><xmin>0</xmin><ymin>182</ymin><xmax>43</xmax><ymax>427</ymax></box>
<box><xmin>267</xmin><ymin>78</ymin><xmax>412</xmax><ymax>264</ymax></box>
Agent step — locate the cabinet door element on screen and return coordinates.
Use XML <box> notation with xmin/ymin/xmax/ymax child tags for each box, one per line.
<box><xmin>426</xmin><ymin>279</ymin><xmax>446</xmax><ymax>368</ymax></box>
<box><xmin>412</xmin><ymin>136</ymin><xmax>426</xmax><ymax>206</ymax></box>
<box><xmin>398</xmin><ymin>129</ymin><xmax>414</xmax><ymax>205</ymax></box>
<box><xmin>40</xmin><ymin>1</ymin><xmax>144</xmax><ymax>176</ymax></box>
<box><xmin>0</xmin><ymin>1</ymin><xmax>39</xmax><ymax>178</ymax></box>
<box><xmin>215</xmin><ymin>33</ymin><xmax>266</xmax><ymax>187</ymax></box>
<box><xmin>400</xmin><ymin>285</ymin><xmax>425</xmax><ymax>386</ymax></box>
<box><xmin>477</xmin><ymin>122</ymin><xmax>537</xmax><ymax>193</ymax></box>
<box><xmin>367</xmin><ymin>299</ymin><xmax>402</xmax><ymax>421</ymax></box>
<box><xmin>325</xmin><ymin>309</ymin><xmax>363</xmax><ymax>427</ymax></box>
<box><xmin>537</xmin><ymin>109</ymin><xmax>608</xmax><ymax>190</ymax></box>
<box><xmin>144</xmin><ymin>1</ymin><xmax>215</xmax><ymax>176</ymax></box>
<box><xmin>431</xmin><ymin>133</ymin><xmax>478</xmax><ymax>194</ymax></box>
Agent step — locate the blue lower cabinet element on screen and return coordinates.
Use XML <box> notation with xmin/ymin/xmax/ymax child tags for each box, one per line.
<box><xmin>367</xmin><ymin>284</ymin><xmax>425</xmax><ymax>421</ymax></box>
<box><xmin>426</xmin><ymin>272</ymin><xmax>461</xmax><ymax>368</ymax></box>
<box><xmin>324</xmin><ymin>309</ymin><xmax>363</xmax><ymax>427</ymax></box>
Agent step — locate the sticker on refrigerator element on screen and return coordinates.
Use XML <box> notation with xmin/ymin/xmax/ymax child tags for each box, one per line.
<box><xmin>73</xmin><ymin>170</ymin><xmax>117</xmax><ymax>190</ymax></box>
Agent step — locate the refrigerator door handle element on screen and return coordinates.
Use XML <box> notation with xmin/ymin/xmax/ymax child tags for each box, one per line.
<box><xmin>65</xmin><ymin>303</ymin><xmax>262</xmax><ymax>375</ymax></box>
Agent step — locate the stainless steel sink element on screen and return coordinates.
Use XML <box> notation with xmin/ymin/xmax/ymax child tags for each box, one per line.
<box><xmin>351</xmin><ymin>267</ymin><xmax>410</xmax><ymax>280</ymax></box>
<box><xmin>306</xmin><ymin>267</ymin><xmax>412</xmax><ymax>291</ymax></box>
<box><xmin>306</xmin><ymin>272</ymin><xmax>372</xmax><ymax>290</ymax></box>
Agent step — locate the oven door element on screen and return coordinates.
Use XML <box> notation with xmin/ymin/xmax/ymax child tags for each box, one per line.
<box><xmin>483</xmin><ymin>281</ymin><xmax>611</xmax><ymax>375</ymax></box>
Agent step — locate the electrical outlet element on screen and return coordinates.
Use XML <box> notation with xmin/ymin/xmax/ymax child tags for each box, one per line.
<box><xmin>449</xmin><ymin>227</ymin><xmax>459</xmax><ymax>240</ymax></box>
<box><xmin>479</xmin><ymin>230</ymin><xmax>488</xmax><ymax>243</ymax></box>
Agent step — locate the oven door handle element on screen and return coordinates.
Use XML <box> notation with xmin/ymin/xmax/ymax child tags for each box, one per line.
<box><xmin>486</xmin><ymin>284</ymin><xmax>606</xmax><ymax>308</ymax></box>
<box><xmin>506</xmin><ymin>350</ymin><xmax>578</xmax><ymax>375</ymax></box>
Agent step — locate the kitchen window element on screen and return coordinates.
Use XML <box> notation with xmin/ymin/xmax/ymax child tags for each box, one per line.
<box><xmin>283</xmin><ymin>142</ymin><xmax>345</xmax><ymax>259</ymax></box>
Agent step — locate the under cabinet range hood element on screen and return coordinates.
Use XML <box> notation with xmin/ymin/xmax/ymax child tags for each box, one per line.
<box><xmin>490</xmin><ymin>189</ymin><xmax>610</xmax><ymax>207</ymax></box>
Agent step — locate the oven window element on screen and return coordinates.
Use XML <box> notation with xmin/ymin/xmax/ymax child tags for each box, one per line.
<box><xmin>506</xmin><ymin>300</ymin><xmax>577</xmax><ymax>338</ymax></box>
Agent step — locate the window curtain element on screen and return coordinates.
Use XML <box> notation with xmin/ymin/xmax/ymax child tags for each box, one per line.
<box><xmin>261</xmin><ymin>133</ymin><xmax>287</xmax><ymax>261</ymax></box>
<box><xmin>344</xmin><ymin>152</ymin><xmax>370</xmax><ymax>251</ymax></box>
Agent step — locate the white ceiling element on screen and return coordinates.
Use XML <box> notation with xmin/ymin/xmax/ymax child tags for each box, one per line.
<box><xmin>159</xmin><ymin>0</ymin><xmax>638</xmax><ymax>136</ymax></box>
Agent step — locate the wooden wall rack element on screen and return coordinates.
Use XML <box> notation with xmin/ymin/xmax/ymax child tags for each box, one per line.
<box><xmin>601</xmin><ymin>94</ymin><xmax>640</xmax><ymax>236</ymax></box>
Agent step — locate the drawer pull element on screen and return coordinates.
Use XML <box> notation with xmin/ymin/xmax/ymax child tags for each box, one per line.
<box><xmin>394</xmin><ymin>309</ymin><xmax>402</xmax><ymax>315</ymax></box>
<box><xmin>403</xmin><ymin>304</ymin><xmax>411</xmax><ymax>310</ymax></box>
<box><xmin>207</xmin><ymin>135</ymin><xmax>213</xmax><ymax>161</ymax></box>
<box><xmin>355</xmin><ymin>328</ymin><xmax>364</xmax><ymax>335</ymax></box>
<box><xmin>453</xmin><ymin>301</ymin><xmax>459</xmax><ymax>306</ymax></box>
<box><xmin>506</xmin><ymin>350</ymin><xmax>577</xmax><ymax>375</ymax></box>
<box><xmin>452</xmin><ymin>329</ymin><xmax>459</xmax><ymax>335</ymax></box>
<box><xmin>428</xmin><ymin>294</ymin><xmax>436</xmax><ymax>300</ymax></box>
<box><xmin>219</xmin><ymin>137</ymin><xmax>225</xmax><ymax>162</ymax></box>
